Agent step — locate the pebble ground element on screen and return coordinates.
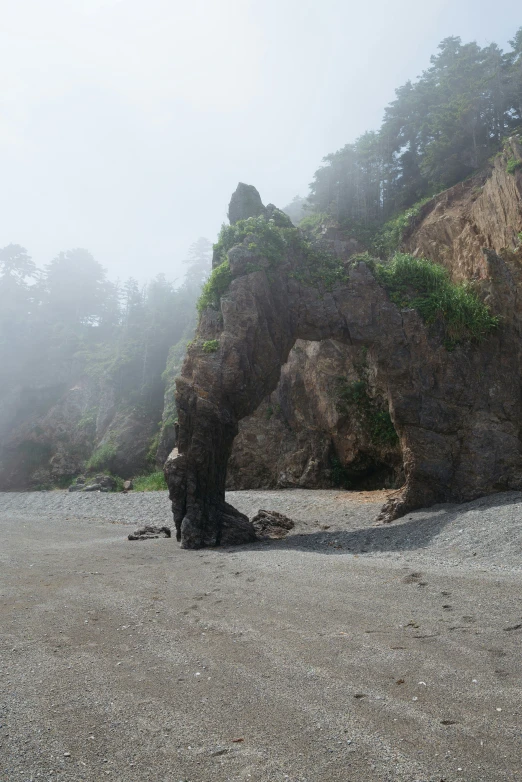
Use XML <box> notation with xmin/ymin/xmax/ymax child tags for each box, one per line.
<box><xmin>1</xmin><ymin>489</ymin><xmax>521</xmax><ymax>781</ymax></box>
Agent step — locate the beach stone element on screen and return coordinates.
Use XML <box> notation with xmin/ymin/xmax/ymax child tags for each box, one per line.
<box><xmin>128</xmin><ymin>525</ymin><xmax>171</xmax><ymax>541</ymax></box>
<box><xmin>251</xmin><ymin>509</ymin><xmax>295</xmax><ymax>539</ymax></box>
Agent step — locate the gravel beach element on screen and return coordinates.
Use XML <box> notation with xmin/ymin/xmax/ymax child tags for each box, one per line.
<box><xmin>1</xmin><ymin>488</ymin><xmax>521</xmax><ymax>781</ymax></box>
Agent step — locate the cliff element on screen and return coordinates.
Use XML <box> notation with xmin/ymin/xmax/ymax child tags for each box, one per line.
<box><xmin>402</xmin><ymin>137</ymin><xmax>522</xmax><ymax>279</ymax></box>
<box><xmin>226</xmin><ymin>136</ymin><xmax>522</xmax><ymax>494</ymax></box>
<box><xmin>0</xmin><ymin>364</ymin><xmax>159</xmax><ymax>490</ymax></box>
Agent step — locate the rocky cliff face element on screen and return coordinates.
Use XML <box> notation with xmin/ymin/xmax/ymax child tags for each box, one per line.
<box><xmin>226</xmin><ymin>212</ymin><xmax>391</xmax><ymax>492</ymax></box>
<box><xmin>227</xmin><ymin>339</ymin><xmax>403</xmax><ymax>491</ymax></box>
<box><xmin>0</xmin><ymin>368</ymin><xmax>158</xmax><ymax>490</ymax></box>
<box><xmin>403</xmin><ymin>136</ymin><xmax>522</xmax><ymax>278</ymax></box>
<box><xmin>227</xmin><ymin>137</ymin><xmax>522</xmax><ymax>495</ymax></box>
<box><xmin>167</xmin><ymin>138</ymin><xmax>522</xmax><ymax>548</ymax></box>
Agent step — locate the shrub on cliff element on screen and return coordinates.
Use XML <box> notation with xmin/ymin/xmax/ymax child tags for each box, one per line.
<box><xmin>198</xmin><ymin>213</ymin><xmax>351</xmax><ymax>314</ymax></box>
<box><xmin>371</xmin><ymin>198</ymin><xmax>432</xmax><ymax>258</ymax></box>
<box><xmin>375</xmin><ymin>253</ymin><xmax>499</xmax><ymax>346</ymax></box>
<box><xmin>198</xmin><ymin>216</ymin><xmax>298</xmax><ymax>312</ymax></box>
<box><xmin>336</xmin><ymin>377</ymin><xmax>399</xmax><ymax>447</ymax></box>
<box><xmin>197</xmin><ymin>259</ymin><xmax>233</xmax><ymax>312</ymax></box>
<box><xmin>506</xmin><ymin>157</ymin><xmax>522</xmax><ymax>174</ymax></box>
<box><xmin>86</xmin><ymin>443</ymin><xmax>117</xmax><ymax>472</ymax></box>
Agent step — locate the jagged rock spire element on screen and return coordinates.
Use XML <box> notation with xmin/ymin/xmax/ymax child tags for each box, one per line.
<box><xmin>227</xmin><ymin>183</ymin><xmax>266</xmax><ymax>225</ymax></box>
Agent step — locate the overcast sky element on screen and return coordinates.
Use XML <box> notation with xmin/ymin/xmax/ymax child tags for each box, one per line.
<box><xmin>1</xmin><ymin>0</ymin><xmax>520</xmax><ymax>282</ymax></box>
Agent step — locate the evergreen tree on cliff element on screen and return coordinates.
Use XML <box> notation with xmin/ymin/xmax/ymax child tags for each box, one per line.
<box><xmin>309</xmin><ymin>27</ymin><xmax>522</xmax><ymax>227</ymax></box>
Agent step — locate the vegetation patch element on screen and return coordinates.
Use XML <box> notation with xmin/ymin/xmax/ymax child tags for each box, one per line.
<box><xmin>158</xmin><ymin>331</ymin><xmax>194</xmax><ymax>452</ymax></box>
<box><xmin>368</xmin><ymin>410</ymin><xmax>399</xmax><ymax>446</ymax></box>
<box><xmin>133</xmin><ymin>471</ymin><xmax>167</xmax><ymax>491</ymax></box>
<box><xmin>35</xmin><ymin>474</ymin><xmax>77</xmax><ymax>491</ymax></box>
<box><xmin>335</xmin><ymin>378</ymin><xmax>399</xmax><ymax>447</ymax></box>
<box><xmin>86</xmin><ymin>443</ymin><xmax>116</xmax><ymax>471</ymax></box>
<box><xmin>198</xmin><ymin>215</ymin><xmax>298</xmax><ymax>314</ymax></box>
<box><xmin>199</xmin><ymin>214</ymin><xmax>349</xmax><ymax>310</ymax></box>
<box><xmin>110</xmin><ymin>474</ymin><xmax>125</xmax><ymax>492</ymax></box>
<box><xmin>336</xmin><ymin>379</ymin><xmax>368</xmax><ymax>409</ymax></box>
<box><xmin>374</xmin><ymin>253</ymin><xmax>499</xmax><ymax>346</ymax></box>
<box><xmin>146</xmin><ymin>431</ymin><xmax>161</xmax><ymax>465</ymax></box>
<box><xmin>54</xmin><ymin>475</ymin><xmax>77</xmax><ymax>489</ymax></box>
<box><xmin>77</xmin><ymin>409</ymin><xmax>97</xmax><ymax>431</ymax></box>
<box><xmin>372</xmin><ymin>198</ymin><xmax>432</xmax><ymax>258</ymax></box>
<box><xmin>17</xmin><ymin>440</ymin><xmax>53</xmax><ymax>469</ymax></box>
<box><xmin>506</xmin><ymin>157</ymin><xmax>522</xmax><ymax>175</ymax></box>
<box><xmin>201</xmin><ymin>339</ymin><xmax>219</xmax><ymax>353</ymax></box>
<box><xmin>197</xmin><ymin>259</ymin><xmax>233</xmax><ymax>313</ymax></box>
<box><xmin>265</xmin><ymin>402</ymin><xmax>282</xmax><ymax>420</ymax></box>
<box><xmin>212</xmin><ymin>216</ymin><xmax>289</xmax><ymax>267</ymax></box>
<box><xmin>291</xmin><ymin>240</ymin><xmax>349</xmax><ymax>291</ymax></box>
<box><xmin>299</xmin><ymin>212</ymin><xmax>329</xmax><ymax>235</ymax></box>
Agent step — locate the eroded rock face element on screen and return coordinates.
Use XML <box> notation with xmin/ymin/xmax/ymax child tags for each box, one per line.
<box><xmin>225</xmin><ymin>190</ymin><xmax>398</xmax><ymax>492</ymax></box>
<box><xmin>227</xmin><ymin>339</ymin><xmax>403</xmax><ymax>491</ymax></box>
<box><xmin>402</xmin><ymin>137</ymin><xmax>522</xmax><ymax>280</ymax></box>
<box><xmin>166</xmin><ymin>162</ymin><xmax>522</xmax><ymax>547</ymax></box>
<box><xmin>225</xmin><ymin>204</ymin><xmax>399</xmax><ymax>491</ymax></box>
<box><xmin>228</xmin><ymin>142</ymin><xmax>522</xmax><ymax>491</ymax></box>
<box><xmin>0</xmin><ymin>373</ymin><xmax>158</xmax><ymax>490</ymax></box>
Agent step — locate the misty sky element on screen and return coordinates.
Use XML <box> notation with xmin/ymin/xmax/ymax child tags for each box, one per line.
<box><xmin>1</xmin><ymin>0</ymin><xmax>520</xmax><ymax>282</ymax></box>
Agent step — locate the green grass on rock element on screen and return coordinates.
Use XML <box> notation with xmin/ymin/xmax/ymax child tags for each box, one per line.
<box><xmin>375</xmin><ymin>253</ymin><xmax>499</xmax><ymax>347</ymax></box>
<box><xmin>86</xmin><ymin>443</ymin><xmax>116</xmax><ymax>472</ymax></box>
<box><xmin>133</xmin><ymin>471</ymin><xmax>168</xmax><ymax>491</ymax></box>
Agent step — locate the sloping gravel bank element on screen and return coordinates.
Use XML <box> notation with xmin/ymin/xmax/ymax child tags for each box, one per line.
<box><xmin>1</xmin><ymin>488</ymin><xmax>521</xmax><ymax>572</ymax></box>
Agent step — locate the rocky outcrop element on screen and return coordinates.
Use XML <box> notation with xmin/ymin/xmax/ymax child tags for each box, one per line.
<box><xmin>402</xmin><ymin>136</ymin><xmax>522</xmax><ymax>279</ymax></box>
<box><xmin>228</xmin><ymin>183</ymin><xmax>266</xmax><ymax>225</ymax></box>
<box><xmin>166</xmin><ymin>145</ymin><xmax>522</xmax><ymax>548</ymax></box>
<box><xmin>0</xmin><ymin>372</ymin><xmax>158</xmax><ymax>490</ymax></box>
<box><xmin>227</xmin><ymin>219</ymin><xmax>388</xmax><ymax>492</ymax></box>
<box><xmin>68</xmin><ymin>474</ymin><xmax>117</xmax><ymax>492</ymax></box>
<box><xmin>251</xmin><ymin>510</ymin><xmax>295</xmax><ymax>539</ymax></box>
<box><xmin>227</xmin><ymin>138</ymin><xmax>522</xmax><ymax>499</ymax></box>
<box><xmin>128</xmin><ymin>525</ymin><xmax>172</xmax><ymax>541</ymax></box>
<box><xmin>227</xmin><ymin>339</ymin><xmax>403</xmax><ymax>491</ymax></box>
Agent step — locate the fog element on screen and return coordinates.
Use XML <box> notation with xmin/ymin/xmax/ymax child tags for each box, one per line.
<box><xmin>0</xmin><ymin>0</ymin><xmax>519</xmax><ymax>280</ymax></box>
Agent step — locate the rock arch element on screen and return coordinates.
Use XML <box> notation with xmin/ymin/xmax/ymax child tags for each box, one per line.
<box><xmin>165</xmin><ymin>189</ymin><xmax>522</xmax><ymax>548</ymax></box>
<box><xmin>225</xmin><ymin>336</ymin><xmax>404</xmax><ymax>493</ymax></box>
